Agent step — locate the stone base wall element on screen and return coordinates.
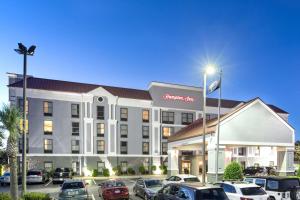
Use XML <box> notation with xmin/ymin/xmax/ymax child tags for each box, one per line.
<box><xmin>207</xmin><ymin>173</ymin><xmax>224</xmax><ymax>183</ymax></box>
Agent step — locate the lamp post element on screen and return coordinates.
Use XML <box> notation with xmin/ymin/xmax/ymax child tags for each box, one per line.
<box><xmin>215</xmin><ymin>69</ymin><xmax>222</xmax><ymax>182</ymax></box>
<box><xmin>202</xmin><ymin>65</ymin><xmax>215</xmax><ymax>184</ymax></box>
<box><xmin>15</xmin><ymin>43</ymin><xmax>36</xmax><ymax>195</ymax></box>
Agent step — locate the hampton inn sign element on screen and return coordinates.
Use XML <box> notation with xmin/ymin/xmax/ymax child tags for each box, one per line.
<box><xmin>162</xmin><ymin>93</ymin><xmax>195</xmax><ymax>103</ymax></box>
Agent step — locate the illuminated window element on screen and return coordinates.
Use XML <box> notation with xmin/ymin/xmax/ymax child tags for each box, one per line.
<box><xmin>97</xmin><ymin>140</ymin><xmax>105</xmax><ymax>154</ymax></box>
<box><xmin>97</xmin><ymin>106</ymin><xmax>104</xmax><ymax>120</ymax></box>
<box><xmin>71</xmin><ymin>140</ymin><xmax>80</xmax><ymax>154</ymax></box>
<box><xmin>120</xmin><ymin>108</ymin><xmax>128</xmax><ymax>121</ymax></box>
<box><xmin>142</xmin><ymin>110</ymin><xmax>149</xmax><ymax>122</ymax></box>
<box><xmin>96</xmin><ymin>123</ymin><xmax>105</xmax><ymax>137</ymax></box>
<box><xmin>43</xmin><ymin>101</ymin><xmax>53</xmax><ymax>116</ymax></box>
<box><xmin>162</xmin><ymin>142</ymin><xmax>168</xmax><ymax>155</ymax></box>
<box><xmin>162</xmin><ymin>111</ymin><xmax>174</xmax><ymax>124</ymax></box>
<box><xmin>162</xmin><ymin>127</ymin><xmax>174</xmax><ymax>139</ymax></box>
<box><xmin>71</xmin><ymin>104</ymin><xmax>80</xmax><ymax>118</ymax></box>
<box><xmin>72</xmin><ymin>122</ymin><xmax>79</xmax><ymax>136</ymax></box>
<box><xmin>182</xmin><ymin>113</ymin><xmax>193</xmax><ymax>125</ymax></box>
<box><xmin>142</xmin><ymin>126</ymin><xmax>149</xmax><ymax>139</ymax></box>
<box><xmin>143</xmin><ymin>142</ymin><xmax>149</xmax><ymax>155</ymax></box>
<box><xmin>44</xmin><ymin>139</ymin><xmax>53</xmax><ymax>153</ymax></box>
<box><xmin>19</xmin><ymin>119</ymin><xmax>29</xmax><ymax>134</ymax></box>
<box><xmin>44</xmin><ymin>120</ymin><xmax>53</xmax><ymax>135</ymax></box>
<box><xmin>120</xmin><ymin>124</ymin><xmax>128</xmax><ymax>138</ymax></box>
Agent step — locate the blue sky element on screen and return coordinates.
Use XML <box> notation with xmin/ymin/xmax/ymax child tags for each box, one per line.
<box><xmin>0</xmin><ymin>0</ymin><xmax>299</xmax><ymax>138</ymax></box>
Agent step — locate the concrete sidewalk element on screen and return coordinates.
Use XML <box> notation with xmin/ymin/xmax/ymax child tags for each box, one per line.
<box><xmin>75</xmin><ymin>174</ymin><xmax>167</xmax><ymax>180</ymax></box>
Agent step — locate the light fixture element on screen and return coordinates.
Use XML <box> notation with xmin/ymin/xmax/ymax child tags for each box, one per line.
<box><xmin>205</xmin><ymin>64</ymin><xmax>216</xmax><ymax>75</ymax></box>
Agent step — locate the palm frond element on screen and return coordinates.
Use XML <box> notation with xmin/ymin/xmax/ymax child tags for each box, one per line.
<box><xmin>0</xmin><ymin>104</ymin><xmax>21</xmax><ymax>143</ymax></box>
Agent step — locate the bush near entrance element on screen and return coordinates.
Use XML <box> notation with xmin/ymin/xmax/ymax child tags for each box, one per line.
<box><xmin>103</xmin><ymin>168</ymin><xmax>110</xmax><ymax>177</ymax></box>
<box><xmin>223</xmin><ymin>161</ymin><xmax>243</xmax><ymax>180</ymax></box>
<box><xmin>139</xmin><ymin>165</ymin><xmax>146</xmax><ymax>175</ymax></box>
<box><xmin>0</xmin><ymin>192</ymin><xmax>51</xmax><ymax>200</ymax></box>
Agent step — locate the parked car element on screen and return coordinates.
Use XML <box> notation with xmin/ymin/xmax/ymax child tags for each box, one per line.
<box><xmin>58</xmin><ymin>179</ymin><xmax>89</xmax><ymax>200</ymax></box>
<box><xmin>98</xmin><ymin>179</ymin><xmax>129</xmax><ymax>200</ymax></box>
<box><xmin>153</xmin><ymin>182</ymin><xmax>229</xmax><ymax>200</ymax></box>
<box><xmin>162</xmin><ymin>174</ymin><xmax>200</xmax><ymax>185</ymax></box>
<box><xmin>0</xmin><ymin>172</ymin><xmax>22</xmax><ymax>186</ymax></box>
<box><xmin>244</xmin><ymin>166</ymin><xmax>276</xmax><ymax>176</ymax></box>
<box><xmin>244</xmin><ymin>176</ymin><xmax>300</xmax><ymax>200</ymax></box>
<box><xmin>26</xmin><ymin>169</ymin><xmax>50</xmax><ymax>184</ymax></box>
<box><xmin>133</xmin><ymin>178</ymin><xmax>163</xmax><ymax>200</ymax></box>
<box><xmin>214</xmin><ymin>181</ymin><xmax>269</xmax><ymax>200</ymax></box>
<box><xmin>53</xmin><ymin>168</ymin><xmax>73</xmax><ymax>184</ymax></box>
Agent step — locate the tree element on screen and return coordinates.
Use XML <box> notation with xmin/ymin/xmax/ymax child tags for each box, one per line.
<box><xmin>0</xmin><ymin>105</ymin><xmax>21</xmax><ymax>200</ymax></box>
<box><xmin>295</xmin><ymin>141</ymin><xmax>300</xmax><ymax>162</ymax></box>
<box><xmin>223</xmin><ymin>161</ymin><xmax>243</xmax><ymax>180</ymax></box>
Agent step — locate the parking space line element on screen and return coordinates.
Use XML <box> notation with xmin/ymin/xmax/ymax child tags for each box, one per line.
<box><xmin>44</xmin><ymin>179</ymin><xmax>52</xmax><ymax>187</ymax></box>
<box><xmin>92</xmin><ymin>179</ymin><xmax>96</xmax><ymax>185</ymax></box>
<box><xmin>91</xmin><ymin>194</ymin><xmax>95</xmax><ymax>200</ymax></box>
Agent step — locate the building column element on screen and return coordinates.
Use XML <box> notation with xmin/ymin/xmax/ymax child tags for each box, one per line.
<box><xmin>277</xmin><ymin>147</ymin><xmax>295</xmax><ymax>176</ymax></box>
<box><xmin>167</xmin><ymin>149</ymin><xmax>179</xmax><ymax>176</ymax></box>
<box><xmin>207</xmin><ymin>140</ymin><xmax>225</xmax><ymax>182</ymax></box>
<box><xmin>191</xmin><ymin>153</ymin><xmax>201</xmax><ymax>176</ymax></box>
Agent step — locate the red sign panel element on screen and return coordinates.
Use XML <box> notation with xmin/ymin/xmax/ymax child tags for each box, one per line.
<box><xmin>162</xmin><ymin>93</ymin><xmax>194</xmax><ymax>103</ymax></box>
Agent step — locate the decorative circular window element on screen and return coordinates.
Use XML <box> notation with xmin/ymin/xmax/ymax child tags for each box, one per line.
<box><xmin>97</xmin><ymin>97</ymin><xmax>104</xmax><ymax>102</ymax></box>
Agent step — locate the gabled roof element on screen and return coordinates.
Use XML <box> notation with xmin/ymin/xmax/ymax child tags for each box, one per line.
<box><xmin>168</xmin><ymin>98</ymin><xmax>291</xmax><ymax>142</ymax></box>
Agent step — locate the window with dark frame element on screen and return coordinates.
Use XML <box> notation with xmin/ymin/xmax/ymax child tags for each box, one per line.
<box><xmin>162</xmin><ymin>127</ymin><xmax>174</xmax><ymax>139</ymax></box>
<box><xmin>71</xmin><ymin>140</ymin><xmax>80</xmax><ymax>154</ymax></box>
<box><xmin>71</xmin><ymin>104</ymin><xmax>80</xmax><ymax>118</ymax></box>
<box><xmin>44</xmin><ymin>139</ymin><xmax>53</xmax><ymax>153</ymax></box>
<box><xmin>142</xmin><ymin>126</ymin><xmax>149</xmax><ymax>139</ymax></box>
<box><xmin>97</xmin><ymin>161</ymin><xmax>105</xmax><ymax>174</ymax></box>
<box><xmin>142</xmin><ymin>142</ymin><xmax>149</xmax><ymax>154</ymax></box>
<box><xmin>43</xmin><ymin>101</ymin><xmax>53</xmax><ymax>116</ymax></box>
<box><xmin>120</xmin><ymin>124</ymin><xmax>128</xmax><ymax>138</ymax></box>
<box><xmin>18</xmin><ymin>138</ymin><xmax>29</xmax><ymax>153</ymax></box>
<box><xmin>97</xmin><ymin>106</ymin><xmax>104</xmax><ymax>120</ymax></box>
<box><xmin>120</xmin><ymin>141</ymin><xmax>127</xmax><ymax>154</ymax></box>
<box><xmin>238</xmin><ymin>147</ymin><xmax>246</xmax><ymax>156</ymax></box>
<box><xmin>142</xmin><ymin>110</ymin><xmax>149</xmax><ymax>122</ymax></box>
<box><xmin>72</xmin><ymin>122</ymin><xmax>79</xmax><ymax>136</ymax></box>
<box><xmin>162</xmin><ymin>142</ymin><xmax>168</xmax><ymax>155</ymax></box>
<box><xmin>120</xmin><ymin>108</ymin><xmax>128</xmax><ymax>121</ymax></box>
<box><xmin>182</xmin><ymin>113</ymin><xmax>193</xmax><ymax>125</ymax></box>
<box><xmin>162</xmin><ymin>111</ymin><xmax>174</xmax><ymax>124</ymax></box>
<box><xmin>96</xmin><ymin>123</ymin><xmax>105</xmax><ymax>137</ymax></box>
<box><xmin>97</xmin><ymin>140</ymin><xmax>105</xmax><ymax>154</ymax></box>
<box><xmin>44</xmin><ymin>120</ymin><xmax>53</xmax><ymax>135</ymax></box>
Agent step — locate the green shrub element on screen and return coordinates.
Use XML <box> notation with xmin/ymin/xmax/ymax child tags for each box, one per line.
<box><xmin>103</xmin><ymin>168</ymin><xmax>110</xmax><ymax>177</ymax></box>
<box><xmin>127</xmin><ymin>167</ymin><xmax>135</xmax><ymax>175</ymax></box>
<box><xmin>296</xmin><ymin>167</ymin><xmax>300</xmax><ymax>177</ymax></box>
<box><xmin>0</xmin><ymin>193</ymin><xmax>11</xmax><ymax>200</ymax></box>
<box><xmin>159</xmin><ymin>165</ymin><xmax>167</xmax><ymax>175</ymax></box>
<box><xmin>92</xmin><ymin>169</ymin><xmax>98</xmax><ymax>177</ymax></box>
<box><xmin>113</xmin><ymin>165</ymin><xmax>121</xmax><ymax>176</ymax></box>
<box><xmin>224</xmin><ymin>161</ymin><xmax>243</xmax><ymax>180</ymax></box>
<box><xmin>23</xmin><ymin>192</ymin><xmax>51</xmax><ymax>200</ymax></box>
<box><xmin>139</xmin><ymin>165</ymin><xmax>146</xmax><ymax>175</ymax></box>
<box><xmin>151</xmin><ymin>165</ymin><xmax>157</xmax><ymax>172</ymax></box>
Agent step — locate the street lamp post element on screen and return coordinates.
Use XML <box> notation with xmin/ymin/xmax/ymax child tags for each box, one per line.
<box><xmin>215</xmin><ymin>70</ymin><xmax>222</xmax><ymax>182</ymax></box>
<box><xmin>15</xmin><ymin>43</ymin><xmax>36</xmax><ymax>195</ymax></box>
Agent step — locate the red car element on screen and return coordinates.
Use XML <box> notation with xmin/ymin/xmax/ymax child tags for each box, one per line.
<box><xmin>99</xmin><ymin>179</ymin><xmax>129</xmax><ymax>200</ymax></box>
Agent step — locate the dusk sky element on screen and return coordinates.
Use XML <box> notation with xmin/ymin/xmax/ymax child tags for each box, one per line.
<box><xmin>0</xmin><ymin>1</ymin><xmax>299</xmax><ymax>138</ymax></box>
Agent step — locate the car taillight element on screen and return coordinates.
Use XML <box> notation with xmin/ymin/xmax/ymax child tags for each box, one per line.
<box><xmin>240</xmin><ymin>198</ymin><xmax>253</xmax><ymax>200</ymax></box>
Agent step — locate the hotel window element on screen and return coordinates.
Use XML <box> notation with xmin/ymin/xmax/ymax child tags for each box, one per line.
<box><xmin>43</xmin><ymin>101</ymin><xmax>53</xmax><ymax>116</ymax></box>
<box><xmin>44</xmin><ymin>139</ymin><xmax>53</xmax><ymax>153</ymax></box>
<box><xmin>18</xmin><ymin>138</ymin><xmax>29</xmax><ymax>153</ymax></box>
<box><xmin>71</xmin><ymin>140</ymin><xmax>80</xmax><ymax>154</ymax></box>
<box><xmin>72</xmin><ymin>122</ymin><xmax>79</xmax><ymax>136</ymax></box>
<box><xmin>143</xmin><ymin>142</ymin><xmax>149</xmax><ymax>155</ymax></box>
<box><xmin>72</xmin><ymin>161</ymin><xmax>79</xmax><ymax>175</ymax></box>
<box><xmin>44</xmin><ymin>120</ymin><xmax>53</xmax><ymax>135</ymax></box>
<box><xmin>97</xmin><ymin>140</ymin><xmax>105</xmax><ymax>154</ymax></box>
<box><xmin>71</xmin><ymin>104</ymin><xmax>80</xmax><ymax>118</ymax></box>
<box><xmin>97</xmin><ymin>106</ymin><xmax>104</xmax><ymax>120</ymax></box>
<box><xmin>121</xmin><ymin>161</ymin><xmax>128</xmax><ymax>173</ymax></box>
<box><xmin>142</xmin><ymin>110</ymin><xmax>149</xmax><ymax>122</ymax></box>
<box><xmin>44</xmin><ymin>162</ymin><xmax>53</xmax><ymax>172</ymax></box>
<box><xmin>19</xmin><ymin>119</ymin><xmax>29</xmax><ymax>134</ymax></box>
<box><xmin>238</xmin><ymin>147</ymin><xmax>246</xmax><ymax>156</ymax></box>
<box><xmin>162</xmin><ymin>111</ymin><xmax>174</xmax><ymax>124</ymax></box>
<box><xmin>162</xmin><ymin>142</ymin><xmax>168</xmax><ymax>155</ymax></box>
<box><xmin>120</xmin><ymin>124</ymin><xmax>128</xmax><ymax>138</ymax></box>
<box><xmin>254</xmin><ymin>146</ymin><xmax>260</xmax><ymax>156</ymax></box>
<box><xmin>142</xmin><ymin>126</ymin><xmax>149</xmax><ymax>139</ymax></box>
<box><xmin>182</xmin><ymin>113</ymin><xmax>193</xmax><ymax>125</ymax></box>
<box><xmin>120</xmin><ymin>108</ymin><xmax>128</xmax><ymax>121</ymax></box>
<box><xmin>96</xmin><ymin>123</ymin><xmax>105</xmax><ymax>137</ymax></box>
<box><xmin>18</xmin><ymin>98</ymin><xmax>28</xmax><ymax>115</ymax></box>
<box><xmin>162</xmin><ymin>127</ymin><xmax>174</xmax><ymax>139</ymax></box>
<box><xmin>120</xmin><ymin>141</ymin><xmax>127</xmax><ymax>154</ymax></box>
<box><xmin>97</xmin><ymin>161</ymin><xmax>105</xmax><ymax>174</ymax></box>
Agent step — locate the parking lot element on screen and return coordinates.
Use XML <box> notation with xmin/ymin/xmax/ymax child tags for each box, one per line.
<box><xmin>0</xmin><ymin>178</ymin><xmax>145</xmax><ymax>200</ymax></box>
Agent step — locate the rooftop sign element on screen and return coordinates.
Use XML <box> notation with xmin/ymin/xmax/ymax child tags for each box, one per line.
<box><xmin>163</xmin><ymin>93</ymin><xmax>195</xmax><ymax>103</ymax></box>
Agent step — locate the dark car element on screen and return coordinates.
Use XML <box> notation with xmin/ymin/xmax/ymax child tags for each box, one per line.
<box><xmin>58</xmin><ymin>179</ymin><xmax>89</xmax><ymax>200</ymax></box>
<box><xmin>133</xmin><ymin>178</ymin><xmax>163</xmax><ymax>200</ymax></box>
<box><xmin>244</xmin><ymin>166</ymin><xmax>276</xmax><ymax>176</ymax></box>
<box><xmin>153</xmin><ymin>182</ymin><xmax>229</xmax><ymax>200</ymax></box>
<box><xmin>244</xmin><ymin>176</ymin><xmax>300</xmax><ymax>200</ymax></box>
<box><xmin>98</xmin><ymin>179</ymin><xmax>129</xmax><ymax>200</ymax></box>
<box><xmin>26</xmin><ymin>169</ymin><xmax>50</xmax><ymax>184</ymax></box>
<box><xmin>53</xmin><ymin>168</ymin><xmax>73</xmax><ymax>184</ymax></box>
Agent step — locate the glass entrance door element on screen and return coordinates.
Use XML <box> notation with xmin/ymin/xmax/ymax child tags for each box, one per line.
<box><xmin>181</xmin><ymin>160</ymin><xmax>191</xmax><ymax>174</ymax></box>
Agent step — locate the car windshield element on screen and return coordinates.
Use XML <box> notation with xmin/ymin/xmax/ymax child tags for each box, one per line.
<box><xmin>27</xmin><ymin>171</ymin><xmax>41</xmax><ymax>176</ymax></box>
<box><xmin>145</xmin><ymin>180</ymin><xmax>162</xmax><ymax>188</ymax></box>
<box><xmin>196</xmin><ymin>188</ymin><xmax>229</xmax><ymax>200</ymax></box>
<box><xmin>184</xmin><ymin>177</ymin><xmax>200</xmax><ymax>182</ymax></box>
<box><xmin>105</xmin><ymin>181</ymin><xmax>125</xmax><ymax>188</ymax></box>
<box><xmin>62</xmin><ymin>182</ymin><xmax>84</xmax><ymax>190</ymax></box>
<box><xmin>241</xmin><ymin>187</ymin><xmax>266</xmax><ymax>195</ymax></box>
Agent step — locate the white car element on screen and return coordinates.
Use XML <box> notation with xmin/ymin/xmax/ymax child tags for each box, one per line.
<box><xmin>162</xmin><ymin>174</ymin><xmax>200</xmax><ymax>185</ymax></box>
<box><xmin>215</xmin><ymin>181</ymin><xmax>269</xmax><ymax>200</ymax></box>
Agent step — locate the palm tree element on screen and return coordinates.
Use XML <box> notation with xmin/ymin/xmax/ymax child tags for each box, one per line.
<box><xmin>0</xmin><ymin>104</ymin><xmax>20</xmax><ymax>200</ymax></box>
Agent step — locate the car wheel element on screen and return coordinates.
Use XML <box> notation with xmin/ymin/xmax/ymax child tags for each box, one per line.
<box><xmin>269</xmin><ymin>197</ymin><xmax>275</xmax><ymax>200</ymax></box>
